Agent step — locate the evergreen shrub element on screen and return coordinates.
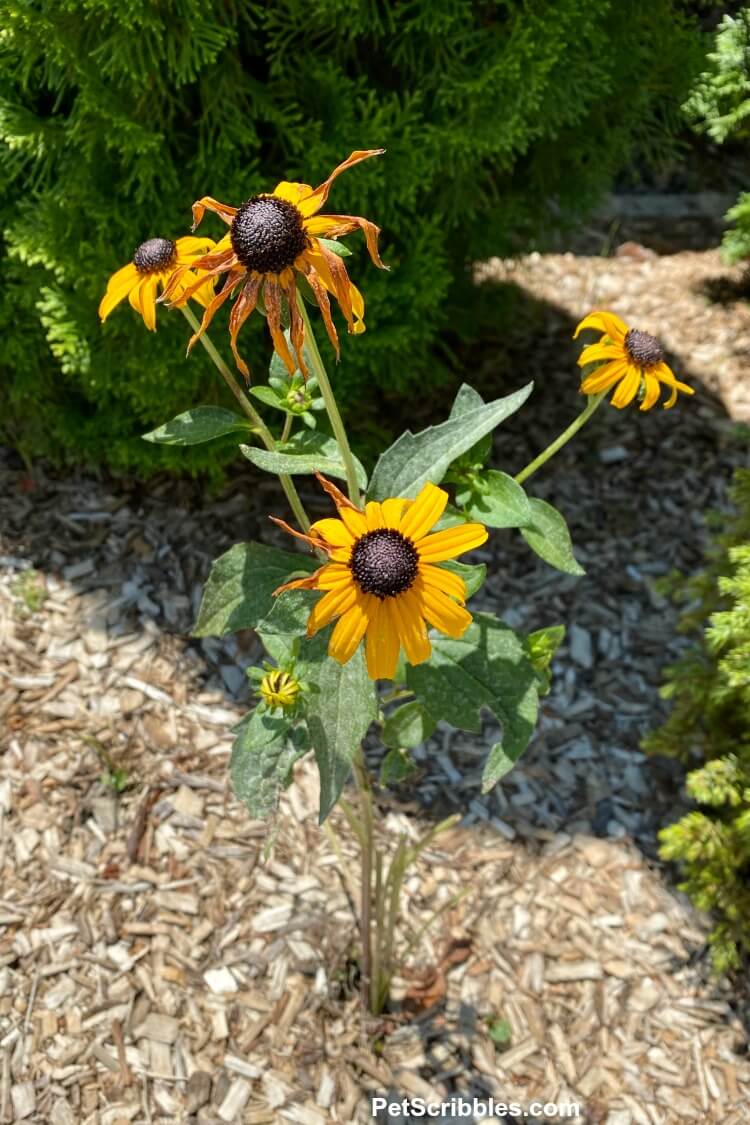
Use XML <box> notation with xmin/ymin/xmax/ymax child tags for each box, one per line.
<box><xmin>1</xmin><ymin>0</ymin><xmax>704</xmax><ymax>474</ymax></box>
<box><xmin>643</xmin><ymin>470</ymin><xmax>750</xmax><ymax>971</ymax></box>
<box><xmin>684</xmin><ymin>7</ymin><xmax>750</xmax><ymax>266</ymax></box>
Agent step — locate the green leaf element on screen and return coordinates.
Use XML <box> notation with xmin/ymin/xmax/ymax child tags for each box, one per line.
<box><xmin>406</xmin><ymin>612</ymin><xmax>539</xmax><ymax>793</ymax></box>
<box><xmin>380</xmin><ymin>748</ymin><xmax>417</xmax><ymax>785</ymax></box>
<box><xmin>318</xmin><ymin>237</ymin><xmax>352</xmax><ymax>258</ymax></box>
<box><xmin>240</xmin><ymin>430</ymin><xmax>368</xmax><ymax>489</ymax></box>
<box><xmin>462</xmin><ymin>470</ymin><xmax>534</xmax><ymax>529</ymax></box>
<box><xmin>231</xmin><ymin>709</ymin><xmax>308</xmax><ymax>818</ymax></box>
<box><xmin>368</xmin><ymin>381</ymin><xmax>533</xmax><ymax>500</ymax></box>
<box><xmin>249</xmin><ymin>384</ymin><xmax>288</xmax><ymax>411</ymax></box>
<box><xmin>194</xmin><ymin>542</ymin><xmax>317</xmax><ymax>637</ymax></box>
<box><xmin>448</xmin><ymin>384</ymin><xmax>492</xmax><ymax>466</ymax></box>
<box><xmin>521</xmin><ymin>497</ymin><xmax>585</xmax><ymax>575</ymax></box>
<box><xmin>256</xmin><ymin>587</ymin><xmax>317</xmax><ymax>636</ymax></box>
<box><xmin>526</xmin><ymin>624</ymin><xmax>565</xmax><ymax>694</ymax></box>
<box><xmin>142</xmin><ymin>406</ymin><xmax>252</xmax><ymax>445</ymax></box>
<box><xmin>298</xmin><ymin>632</ymin><xmax>378</xmax><ymax>822</ymax></box>
<box><xmin>382</xmin><ymin>699</ymin><xmax>436</xmax><ymax>749</ymax></box>
<box><xmin>438</xmin><ymin>559</ymin><xmax>487</xmax><ymax>598</ymax></box>
<box><xmin>257</xmin><ymin>632</ymin><xmax>300</xmax><ymax>667</ymax></box>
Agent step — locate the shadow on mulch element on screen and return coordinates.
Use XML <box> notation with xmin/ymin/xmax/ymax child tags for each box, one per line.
<box><xmin>694</xmin><ymin>267</ymin><xmax>750</xmax><ymax>307</ymax></box>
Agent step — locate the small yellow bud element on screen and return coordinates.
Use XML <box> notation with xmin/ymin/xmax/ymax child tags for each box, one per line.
<box><xmin>259</xmin><ymin>670</ymin><xmax>300</xmax><ymax>711</ymax></box>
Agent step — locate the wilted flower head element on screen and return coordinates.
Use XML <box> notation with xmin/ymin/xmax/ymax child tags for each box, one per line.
<box><xmin>161</xmin><ymin>150</ymin><xmax>387</xmax><ymax>379</ymax></box>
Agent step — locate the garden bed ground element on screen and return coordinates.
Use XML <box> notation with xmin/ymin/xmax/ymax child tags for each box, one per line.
<box><xmin>1</xmin><ymin>247</ymin><xmax>750</xmax><ymax>1123</ymax></box>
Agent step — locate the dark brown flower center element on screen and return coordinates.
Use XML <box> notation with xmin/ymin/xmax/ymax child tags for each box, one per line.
<box><xmin>624</xmin><ymin>328</ymin><xmax>664</xmax><ymax>368</ymax></box>
<box><xmin>132</xmin><ymin>237</ymin><xmax>177</xmax><ymax>274</ymax></box>
<box><xmin>230</xmin><ymin>196</ymin><xmax>308</xmax><ymax>274</ymax></box>
<box><xmin>350</xmin><ymin>529</ymin><xmax>419</xmax><ymax>599</ymax></box>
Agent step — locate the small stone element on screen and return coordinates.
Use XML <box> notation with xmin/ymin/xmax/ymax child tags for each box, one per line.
<box><xmin>568</xmin><ymin>624</ymin><xmax>593</xmax><ymax>668</ymax></box>
<box><xmin>186</xmin><ymin>1072</ymin><xmax>212</xmax><ymax>1114</ymax></box>
<box><xmin>598</xmin><ymin>445</ymin><xmax>629</xmax><ymax>464</ymax></box>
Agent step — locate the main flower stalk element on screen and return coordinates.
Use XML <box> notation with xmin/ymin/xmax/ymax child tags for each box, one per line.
<box><xmin>179</xmin><ymin>305</ymin><xmax>311</xmax><ymax>533</ymax></box>
<box><xmin>295</xmin><ymin>293</ymin><xmax>362</xmax><ymax>506</ymax></box>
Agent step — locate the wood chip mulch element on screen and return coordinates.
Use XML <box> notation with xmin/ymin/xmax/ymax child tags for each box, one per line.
<box><xmin>2</xmin><ymin>246</ymin><xmax>750</xmax><ymax>1123</ymax></box>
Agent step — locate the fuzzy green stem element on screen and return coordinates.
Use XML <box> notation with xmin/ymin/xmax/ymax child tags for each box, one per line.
<box><xmin>295</xmin><ymin>294</ymin><xmax>361</xmax><ymax>505</ymax></box>
<box><xmin>179</xmin><ymin>305</ymin><xmax>311</xmax><ymax>533</ymax></box>
<box><xmin>514</xmin><ymin>392</ymin><xmax>606</xmax><ymax>486</ymax></box>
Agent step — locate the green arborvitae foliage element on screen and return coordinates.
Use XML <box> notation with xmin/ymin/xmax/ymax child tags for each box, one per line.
<box><xmin>0</xmin><ymin>0</ymin><xmax>705</xmax><ymax>475</ymax></box>
<box><xmin>684</xmin><ymin>7</ymin><xmax>750</xmax><ymax>265</ymax></box>
<box><xmin>644</xmin><ymin>470</ymin><xmax>750</xmax><ymax>971</ymax></box>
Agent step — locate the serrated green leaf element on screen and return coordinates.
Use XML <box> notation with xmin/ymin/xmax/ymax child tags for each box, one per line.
<box><xmin>382</xmin><ymin>699</ymin><xmax>436</xmax><ymax>749</ymax></box>
<box><xmin>380</xmin><ymin>748</ymin><xmax>417</xmax><ymax>785</ymax></box>
<box><xmin>368</xmin><ymin>381</ymin><xmax>533</xmax><ymax>500</ymax></box>
<box><xmin>521</xmin><ymin>497</ymin><xmax>585</xmax><ymax>575</ymax></box>
<box><xmin>406</xmin><ymin>612</ymin><xmax>539</xmax><ymax>793</ymax></box>
<box><xmin>318</xmin><ymin>237</ymin><xmax>352</xmax><ymax>258</ymax></box>
<box><xmin>463</xmin><ymin>470</ymin><xmax>534</xmax><ymax>529</ymax></box>
<box><xmin>298</xmin><ymin>632</ymin><xmax>378</xmax><ymax>822</ymax></box>
<box><xmin>194</xmin><ymin>542</ymin><xmax>317</xmax><ymax>637</ymax></box>
<box><xmin>142</xmin><ymin>406</ymin><xmax>252</xmax><ymax>445</ymax></box>
<box><xmin>439</xmin><ymin>559</ymin><xmax>487</xmax><ymax>598</ymax></box>
<box><xmin>240</xmin><ymin>431</ymin><xmax>368</xmax><ymax>489</ymax></box>
<box><xmin>231</xmin><ymin>709</ymin><xmax>308</xmax><ymax>818</ymax></box>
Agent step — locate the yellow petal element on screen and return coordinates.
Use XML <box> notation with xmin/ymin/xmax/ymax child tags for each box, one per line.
<box><xmin>140</xmin><ymin>276</ymin><xmax>159</xmax><ymax>331</ymax></box>
<box><xmin>390</xmin><ymin>591</ymin><xmax>431</xmax><ymax>666</ymax></box>
<box><xmin>99</xmin><ymin>264</ymin><xmax>138</xmax><ymax>321</ymax></box>
<box><xmin>316</xmin><ymin>563</ymin><xmax>354</xmax><ymax>590</ymax></box>
<box><xmin>365</xmin><ymin>501</ymin><xmax>385</xmax><ymax>531</ymax></box>
<box><xmin>577</xmin><ymin>341</ymin><xmax>625</xmax><ymax>368</ymax></box>
<box><xmin>654</xmin><ymin>362</ymin><xmax>694</xmax><ymax>397</ymax></box>
<box><xmin>272</xmin><ymin>181</ymin><xmax>314</xmax><ymax>206</ymax></box>
<box><xmin>610</xmin><ymin>366</ymin><xmax>641</xmax><ymax>409</ymax></box>
<box><xmin>309</xmin><ymin>517</ymin><xmax>355</xmax><ymax>548</ymax></box>
<box><xmin>573</xmin><ymin>310</ymin><xmax>628</xmax><ymax>343</ymax></box>
<box><xmin>381</xmin><ymin>498</ymin><xmax>409</xmax><ymax>528</ymax></box>
<box><xmin>580</xmin><ymin>360</ymin><xmax>629</xmax><ymax>396</ymax></box>
<box><xmin>418</xmin><ymin>564</ymin><xmax>466</xmax><ymax>603</ymax></box>
<box><xmin>339</xmin><ymin>506</ymin><xmax>368</xmax><ymax>539</ymax></box>
<box><xmin>175</xmin><ymin>236</ymin><xmax>217</xmax><ymax>258</ymax></box>
<box><xmin>365</xmin><ymin>599</ymin><xmax>400</xmax><ymax>680</ymax></box>
<box><xmin>640</xmin><ymin>372</ymin><xmax>661</xmax><ymax>411</ymax></box>
<box><xmin>417</xmin><ymin>522</ymin><xmax>488</xmax><ymax>563</ymax></box>
<box><xmin>329</xmin><ymin>545</ymin><xmax>354</xmax><ymax>563</ymax></box>
<box><xmin>128</xmin><ymin>278</ymin><xmax>158</xmax><ymax>331</ymax></box>
<box><xmin>307</xmin><ymin>582</ymin><xmax>358</xmax><ymax>635</ymax></box>
<box><xmin>398</xmin><ymin>482</ymin><xmax>448</xmax><ymax>542</ymax></box>
<box><xmin>329</xmin><ymin>597</ymin><xmax>371</xmax><ymax>664</ymax></box>
<box><xmin>416</xmin><ymin>580</ymin><xmax>472</xmax><ymax>638</ymax></box>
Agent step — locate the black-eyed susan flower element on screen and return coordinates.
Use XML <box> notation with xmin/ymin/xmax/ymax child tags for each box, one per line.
<box><xmin>99</xmin><ymin>236</ymin><xmax>217</xmax><ymax>331</ymax></box>
<box><xmin>574</xmin><ymin>310</ymin><xmax>694</xmax><ymax>410</ymax></box>
<box><xmin>272</xmin><ymin>475</ymin><xmax>488</xmax><ymax>681</ymax></box>
<box><xmin>160</xmin><ymin>150</ymin><xmax>387</xmax><ymax>379</ymax></box>
<box><xmin>259</xmin><ymin>670</ymin><xmax>301</xmax><ymax>712</ymax></box>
